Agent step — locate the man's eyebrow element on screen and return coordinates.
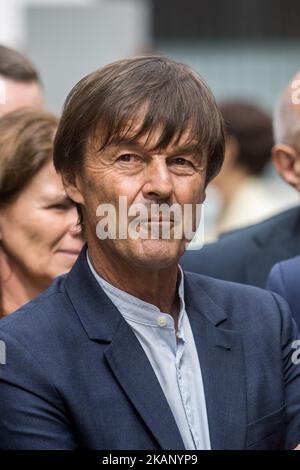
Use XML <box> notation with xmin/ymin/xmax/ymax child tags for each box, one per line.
<box><xmin>41</xmin><ymin>193</ymin><xmax>71</xmax><ymax>204</ymax></box>
<box><xmin>168</xmin><ymin>145</ymin><xmax>201</xmax><ymax>156</ymax></box>
<box><xmin>101</xmin><ymin>138</ymin><xmax>144</xmax><ymax>151</ymax></box>
<box><xmin>101</xmin><ymin>138</ymin><xmax>202</xmax><ymax>157</ymax></box>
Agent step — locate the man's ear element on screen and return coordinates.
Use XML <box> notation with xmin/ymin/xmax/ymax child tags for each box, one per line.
<box><xmin>61</xmin><ymin>173</ymin><xmax>85</xmax><ymax>206</ymax></box>
<box><xmin>0</xmin><ymin>208</ymin><xmax>8</xmax><ymax>242</ymax></box>
<box><xmin>272</xmin><ymin>144</ymin><xmax>300</xmax><ymax>191</ymax></box>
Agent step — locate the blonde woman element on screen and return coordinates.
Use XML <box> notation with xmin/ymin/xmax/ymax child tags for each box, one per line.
<box><xmin>0</xmin><ymin>109</ymin><xmax>83</xmax><ymax>317</ymax></box>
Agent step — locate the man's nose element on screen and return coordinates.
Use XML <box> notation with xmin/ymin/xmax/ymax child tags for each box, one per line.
<box><xmin>142</xmin><ymin>159</ymin><xmax>174</xmax><ymax>200</ymax></box>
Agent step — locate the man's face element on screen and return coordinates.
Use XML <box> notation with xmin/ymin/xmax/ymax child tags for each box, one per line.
<box><xmin>68</xmin><ymin>128</ymin><xmax>207</xmax><ymax>270</ymax></box>
<box><xmin>0</xmin><ymin>76</ymin><xmax>43</xmax><ymax>118</ymax></box>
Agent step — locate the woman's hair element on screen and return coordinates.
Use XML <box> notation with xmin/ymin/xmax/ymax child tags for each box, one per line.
<box><xmin>0</xmin><ymin>44</ymin><xmax>41</xmax><ymax>84</ymax></box>
<box><xmin>0</xmin><ymin>109</ymin><xmax>58</xmax><ymax>206</ymax></box>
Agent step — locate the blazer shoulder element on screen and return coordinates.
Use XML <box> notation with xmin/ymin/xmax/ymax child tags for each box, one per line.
<box><xmin>268</xmin><ymin>255</ymin><xmax>300</xmax><ymax>294</ymax></box>
<box><xmin>0</xmin><ymin>274</ymin><xmax>71</xmax><ymax>337</ymax></box>
<box><xmin>277</xmin><ymin>255</ymin><xmax>300</xmax><ymax>276</ymax></box>
<box><xmin>182</xmin><ymin>206</ymin><xmax>300</xmax><ymax>275</ymax></box>
<box><xmin>184</xmin><ymin>270</ymin><xmax>275</xmax><ymax>300</ymax></box>
<box><xmin>220</xmin><ymin>206</ymin><xmax>300</xmax><ymax>243</ymax></box>
<box><xmin>268</xmin><ymin>256</ymin><xmax>300</xmax><ymax>316</ymax></box>
<box><xmin>184</xmin><ymin>270</ymin><xmax>290</xmax><ymax>330</ymax></box>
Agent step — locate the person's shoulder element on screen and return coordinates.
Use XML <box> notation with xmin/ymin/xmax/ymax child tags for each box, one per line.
<box><xmin>268</xmin><ymin>254</ymin><xmax>300</xmax><ymax>297</ymax></box>
<box><xmin>185</xmin><ymin>205</ymin><xmax>300</xmax><ymax>266</ymax></box>
<box><xmin>185</xmin><ymin>269</ymin><xmax>275</xmax><ymax>301</ymax></box>
<box><xmin>184</xmin><ymin>270</ymin><xmax>288</xmax><ymax>329</ymax></box>
<box><xmin>0</xmin><ymin>273</ymin><xmax>71</xmax><ymax>338</ymax></box>
<box><xmin>275</xmin><ymin>254</ymin><xmax>300</xmax><ymax>275</ymax></box>
<box><xmin>219</xmin><ymin>205</ymin><xmax>300</xmax><ymax>244</ymax></box>
<box><xmin>181</xmin><ymin>207</ymin><xmax>300</xmax><ymax>284</ymax></box>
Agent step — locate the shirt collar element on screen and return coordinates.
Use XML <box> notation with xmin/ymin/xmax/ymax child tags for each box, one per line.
<box><xmin>86</xmin><ymin>251</ymin><xmax>186</xmax><ymax>334</ymax></box>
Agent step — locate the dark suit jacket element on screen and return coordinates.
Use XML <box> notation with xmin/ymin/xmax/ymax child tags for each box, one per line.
<box><xmin>267</xmin><ymin>255</ymin><xmax>300</xmax><ymax>330</ymax></box>
<box><xmin>181</xmin><ymin>206</ymin><xmax>300</xmax><ymax>288</ymax></box>
<box><xmin>0</xmin><ymin>247</ymin><xmax>300</xmax><ymax>450</ymax></box>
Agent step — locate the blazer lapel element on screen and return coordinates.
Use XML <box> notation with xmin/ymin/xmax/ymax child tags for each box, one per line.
<box><xmin>184</xmin><ymin>274</ymin><xmax>247</xmax><ymax>450</ymax></box>
<box><xmin>65</xmin><ymin>247</ymin><xmax>185</xmax><ymax>450</ymax></box>
<box><xmin>104</xmin><ymin>322</ymin><xmax>185</xmax><ymax>450</ymax></box>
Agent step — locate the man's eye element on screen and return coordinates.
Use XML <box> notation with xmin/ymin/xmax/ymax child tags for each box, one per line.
<box><xmin>172</xmin><ymin>158</ymin><xmax>192</xmax><ymax>166</ymax></box>
<box><xmin>117</xmin><ymin>154</ymin><xmax>140</xmax><ymax>163</ymax></box>
<box><xmin>49</xmin><ymin>204</ymin><xmax>68</xmax><ymax>210</ymax></box>
<box><xmin>48</xmin><ymin>200</ymin><xmax>73</xmax><ymax>211</ymax></box>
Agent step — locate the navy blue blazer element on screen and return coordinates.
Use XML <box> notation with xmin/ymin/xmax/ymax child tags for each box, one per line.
<box><xmin>267</xmin><ymin>255</ymin><xmax>300</xmax><ymax>330</ymax></box>
<box><xmin>0</xmin><ymin>247</ymin><xmax>300</xmax><ymax>450</ymax></box>
<box><xmin>181</xmin><ymin>206</ymin><xmax>300</xmax><ymax>288</ymax></box>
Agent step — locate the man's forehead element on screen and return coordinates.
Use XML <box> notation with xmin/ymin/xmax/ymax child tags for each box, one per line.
<box><xmin>92</xmin><ymin>123</ymin><xmax>200</xmax><ymax>154</ymax></box>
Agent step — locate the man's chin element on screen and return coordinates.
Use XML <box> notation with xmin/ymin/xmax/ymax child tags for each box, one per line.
<box><xmin>127</xmin><ymin>239</ymin><xmax>184</xmax><ymax>269</ymax></box>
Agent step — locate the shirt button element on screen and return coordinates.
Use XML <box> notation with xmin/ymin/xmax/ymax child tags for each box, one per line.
<box><xmin>157</xmin><ymin>316</ymin><xmax>168</xmax><ymax>327</ymax></box>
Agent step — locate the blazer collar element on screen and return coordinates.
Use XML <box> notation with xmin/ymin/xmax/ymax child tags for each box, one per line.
<box><xmin>65</xmin><ymin>245</ymin><xmax>123</xmax><ymax>342</ymax></box>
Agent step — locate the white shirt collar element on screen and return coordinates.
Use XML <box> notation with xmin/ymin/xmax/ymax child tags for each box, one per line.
<box><xmin>86</xmin><ymin>250</ymin><xmax>186</xmax><ymax>334</ymax></box>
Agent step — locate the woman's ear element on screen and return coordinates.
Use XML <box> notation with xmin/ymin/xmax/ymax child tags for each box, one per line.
<box><xmin>272</xmin><ymin>144</ymin><xmax>300</xmax><ymax>191</ymax></box>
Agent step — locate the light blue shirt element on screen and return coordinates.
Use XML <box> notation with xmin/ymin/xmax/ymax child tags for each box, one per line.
<box><xmin>87</xmin><ymin>253</ymin><xmax>211</xmax><ymax>450</ymax></box>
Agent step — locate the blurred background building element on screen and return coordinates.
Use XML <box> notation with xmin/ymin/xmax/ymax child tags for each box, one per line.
<box><xmin>1</xmin><ymin>0</ymin><xmax>299</xmax><ymax>238</ymax></box>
